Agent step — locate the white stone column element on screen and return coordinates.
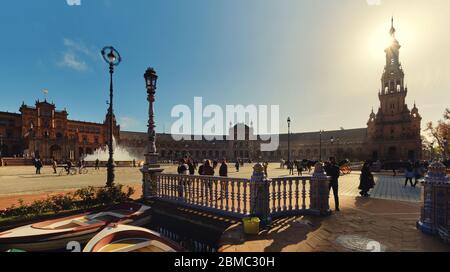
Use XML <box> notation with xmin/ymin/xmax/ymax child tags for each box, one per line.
<box><xmin>250</xmin><ymin>163</ymin><xmax>271</xmax><ymax>226</ymax></box>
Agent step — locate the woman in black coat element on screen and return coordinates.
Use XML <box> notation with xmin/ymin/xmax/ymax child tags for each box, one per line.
<box><xmin>359</xmin><ymin>162</ymin><xmax>375</xmax><ymax>197</ymax></box>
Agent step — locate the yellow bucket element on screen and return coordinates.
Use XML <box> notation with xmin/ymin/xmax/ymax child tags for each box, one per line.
<box><xmin>243</xmin><ymin>217</ymin><xmax>260</xmax><ymax>235</ymax></box>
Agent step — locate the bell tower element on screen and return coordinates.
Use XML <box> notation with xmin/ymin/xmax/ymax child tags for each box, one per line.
<box><xmin>379</xmin><ymin>17</ymin><xmax>407</xmax><ymax>116</ymax></box>
<box><xmin>367</xmin><ymin>18</ymin><xmax>422</xmax><ymax>161</ymax></box>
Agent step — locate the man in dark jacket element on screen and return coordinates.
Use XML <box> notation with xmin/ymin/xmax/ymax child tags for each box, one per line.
<box><xmin>219</xmin><ymin>159</ymin><xmax>228</xmax><ymax>177</ymax></box>
<box><xmin>325</xmin><ymin>157</ymin><xmax>341</xmax><ymax>212</ymax></box>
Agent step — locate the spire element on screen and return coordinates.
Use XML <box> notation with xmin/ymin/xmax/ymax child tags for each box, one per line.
<box><xmin>390</xmin><ymin>16</ymin><xmax>396</xmax><ymax>37</ymax></box>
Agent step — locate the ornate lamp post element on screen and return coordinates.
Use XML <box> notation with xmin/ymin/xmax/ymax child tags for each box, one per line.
<box><xmin>101</xmin><ymin>46</ymin><xmax>122</xmax><ymax>187</ymax></box>
<box><xmin>287</xmin><ymin>117</ymin><xmax>291</xmax><ymax>163</ymax></box>
<box><xmin>144</xmin><ymin>68</ymin><xmax>158</xmax><ymax>159</ymax></box>
<box><xmin>142</xmin><ymin>67</ymin><xmax>164</xmax><ymax>199</ymax></box>
<box><xmin>319</xmin><ymin>130</ymin><xmax>324</xmax><ymax>161</ymax></box>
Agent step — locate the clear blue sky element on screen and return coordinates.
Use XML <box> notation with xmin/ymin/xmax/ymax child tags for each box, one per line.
<box><xmin>1</xmin><ymin>0</ymin><xmax>449</xmax><ymax>133</ymax></box>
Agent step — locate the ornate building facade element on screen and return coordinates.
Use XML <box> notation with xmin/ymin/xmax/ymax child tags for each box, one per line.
<box><xmin>0</xmin><ymin>100</ymin><xmax>119</xmax><ymax>161</ymax></box>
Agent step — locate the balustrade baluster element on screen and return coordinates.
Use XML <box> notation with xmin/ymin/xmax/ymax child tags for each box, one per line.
<box><xmin>295</xmin><ymin>179</ymin><xmax>300</xmax><ymax>210</ymax></box>
<box><xmin>302</xmin><ymin>180</ymin><xmax>307</xmax><ymax>210</ymax></box>
<box><xmin>243</xmin><ymin>180</ymin><xmax>248</xmax><ymax>215</ymax></box>
<box><xmin>165</xmin><ymin>176</ymin><xmax>169</xmax><ymax>198</ymax></box>
<box><xmin>271</xmin><ymin>181</ymin><xmax>276</xmax><ymax>213</ymax></box>
<box><xmin>196</xmin><ymin>177</ymin><xmax>200</xmax><ymax>206</ymax></box>
<box><xmin>214</xmin><ymin>179</ymin><xmax>219</xmax><ymax>209</ymax></box>
<box><xmin>170</xmin><ymin>175</ymin><xmax>174</xmax><ymax>199</ymax></box>
<box><xmin>288</xmin><ymin>180</ymin><xmax>293</xmax><ymax>211</ymax></box>
<box><xmin>183</xmin><ymin>176</ymin><xmax>188</xmax><ymax>201</ymax></box>
<box><xmin>282</xmin><ymin>180</ymin><xmax>287</xmax><ymax>211</ymax></box>
<box><xmin>219</xmin><ymin>181</ymin><xmax>224</xmax><ymax>210</ymax></box>
<box><xmin>173</xmin><ymin>176</ymin><xmax>177</xmax><ymax>200</ymax></box>
<box><xmin>277</xmin><ymin>180</ymin><xmax>282</xmax><ymax>213</ymax></box>
<box><xmin>198</xmin><ymin>177</ymin><xmax>203</xmax><ymax>206</ymax></box>
<box><xmin>231</xmin><ymin>181</ymin><xmax>235</xmax><ymax>212</ymax></box>
<box><xmin>167</xmin><ymin>176</ymin><xmax>171</xmax><ymax>199</ymax></box>
<box><xmin>236</xmin><ymin>181</ymin><xmax>241</xmax><ymax>214</ymax></box>
<box><xmin>225</xmin><ymin>181</ymin><xmax>229</xmax><ymax>212</ymax></box>
<box><xmin>186</xmin><ymin>177</ymin><xmax>191</xmax><ymax>204</ymax></box>
<box><xmin>171</xmin><ymin>176</ymin><xmax>174</xmax><ymax>198</ymax></box>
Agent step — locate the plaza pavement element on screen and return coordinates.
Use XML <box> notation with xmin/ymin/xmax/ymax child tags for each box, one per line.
<box><xmin>0</xmin><ymin>163</ymin><xmax>447</xmax><ymax>252</ymax></box>
<box><xmin>218</xmin><ymin>195</ymin><xmax>450</xmax><ymax>252</ymax></box>
<box><xmin>0</xmin><ymin>163</ymin><xmax>421</xmax><ymax>209</ymax></box>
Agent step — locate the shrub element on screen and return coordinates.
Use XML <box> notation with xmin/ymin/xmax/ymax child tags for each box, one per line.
<box><xmin>96</xmin><ymin>184</ymin><xmax>135</xmax><ymax>205</ymax></box>
<box><xmin>1</xmin><ymin>184</ymin><xmax>135</xmax><ymax>220</ymax></box>
<box><xmin>50</xmin><ymin>194</ymin><xmax>75</xmax><ymax>213</ymax></box>
<box><xmin>28</xmin><ymin>199</ymin><xmax>54</xmax><ymax>217</ymax></box>
<box><xmin>74</xmin><ymin>186</ymin><xmax>97</xmax><ymax>209</ymax></box>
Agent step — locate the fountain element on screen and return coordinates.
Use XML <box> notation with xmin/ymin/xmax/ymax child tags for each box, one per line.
<box><xmin>83</xmin><ymin>137</ymin><xmax>143</xmax><ymax>167</ymax></box>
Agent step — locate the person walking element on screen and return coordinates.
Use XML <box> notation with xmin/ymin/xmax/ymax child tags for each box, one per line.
<box><xmin>359</xmin><ymin>162</ymin><xmax>375</xmax><ymax>197</ymax></box>
<box><xmin>413</xmin><ymin>161</ymin><xmax>424</xmax><ymax>187</ymax></box>
<box><xmin>198</xmin><ymin>160</ymin><xmax>205</xmax><ymax>175</ymax></box>
<box><xmin>296</xmin><ymin>160</ymin><xmax>303</xmax><ymax>176</ymax></box>
<box><xmin>52</xmin><ymin>158</ymin><xmax>58</xmax><ymax>174</ymax></box>
<box><xmin>95</xmin><ymin>158</ymin><xmax>100</xmax><ymax>170</ymax></box>
<box><xmin>325</xmin><ymin>157</ymin><xmax>341</xmax><ymax>212</ymax></box>
<box><xmin>263</xmin><ymin>161</ymin><xmax>269</xmax><ymax>177</ymax></box>
<box><xmin>77</xmin><ymin>159</ymin><xmax>83</xmax><ymax>174</ymax></box>
<box><xmin>188</xmin><ymin>158</ymin><xmax>195</xmax><ymax>175</ymax></box>
<box><xmin>404</xmin><ymin>161</ymin><xmax>415</xmax><ymax>187</ymax></box>
<box><xmin>177</xmin><ymin>158</ymin><xmax>189</xmax><ymax>175</ymax></box>
<box><xmin>203</xmin><ymin>160</ymin><xmax>215</xmax><ymax>176</ymax></box>
<box><xmin>280</xmin><ymin>159</ymin><xmax>285</xmax><ymax>169</ymax></box>
<box><xmin>235</xmin><ymin>161</ymin><xmax>240</xmax><ymax>172</ymax></box>
<box><xmin>219</xmin><ymin>159</ymin><xmax>228</xmax><ymax>177</ymax></box>
<box><xmin>65</xmin><ymin>159</ymin><xmax>73</xmax><ymax>175</ymax></box>
<box><xmin>288</xmin><ymin>160</ymin><xmax>295</xmax><ymax>175</ymax></box>
<box><xmin>203</xmin><ymin>160</ymin><xmax>215</xmax><ymax>201</ymax></box>
<box><xmin>34</xmin><ymin>157</ymin><xmax>43</xmax><ymax>175</ymax></box>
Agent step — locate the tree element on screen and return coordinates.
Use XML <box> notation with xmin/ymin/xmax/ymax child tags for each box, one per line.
<box><xmin>425</xmin><ymin>108</ymin><xmax>450</xmax><ymax>160</ymax></box>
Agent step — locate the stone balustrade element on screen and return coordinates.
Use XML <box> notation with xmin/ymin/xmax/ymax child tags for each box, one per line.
<box><xmin>143</xmin><ymin>163</ymin><xmax>331</xmax><ymax>225</ymax></box>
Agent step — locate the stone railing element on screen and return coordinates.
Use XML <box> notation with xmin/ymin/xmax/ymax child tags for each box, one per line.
<box><xmin>143</xmin><ymin>163</ymin><xmax>331</xmax><ymax>225</ymax></box>
<box><xmin>155</xmin><ymin>174</ymin><xmax>252</xmax><ymax>218</ymax></box>
<box><xmin>417</xmin><ymin>161</ymin><xmax>450</xmax><ymax>243</ymax></box>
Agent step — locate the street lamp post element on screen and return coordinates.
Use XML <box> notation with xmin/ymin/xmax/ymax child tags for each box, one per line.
<box><xmin>287</xmin><ymin>117</ymin><xmax>291</xmax><ymax>163</ymax></box>
<box><xmin>144</xmin><ymin>67</ymin><xmax>159</xmax><ymax>164</ymax></box>
<box><xmin>319</xmin><ymin>130</ymin><xmax>323</xmax><ymax>161</ymax></box>
<box><xmin>142</xmin><ymin>67</ymin><xmax>164</xmax><ymax>200</ymax></box>
<box><xmin>101</xmin><ymin>46</ymin><xmax>122</xmax><ymax>187</ymax></box>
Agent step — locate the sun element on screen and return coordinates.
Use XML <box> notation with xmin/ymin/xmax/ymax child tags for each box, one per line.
<box><xmin>367</xmin><ymin>18</ymin><xmax>416</xmax><ymax>61</ymax></box>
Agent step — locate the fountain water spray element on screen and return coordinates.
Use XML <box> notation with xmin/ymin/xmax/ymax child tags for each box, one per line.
<box><xmin>84</xmin><ymin>137</ymin><xmax>139</xmax><ymax>162</ymax></box>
